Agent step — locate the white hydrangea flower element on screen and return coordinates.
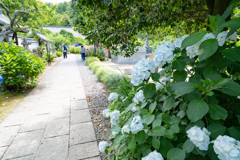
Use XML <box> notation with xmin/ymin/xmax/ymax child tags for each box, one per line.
<box><xmin>131</xmin><ymin>106</ymin><xmax>139</xmax><ymax>112</ymax></box>
<box><xmin>154</xmin><ymin>43</ymin><xmax>174</xmax><ymax>68</ymax></box>
<box><xmin>186</xmin><ymin>33</ymin><xmax>215</xmax><ymax>59</ymax></box>
<box><xmin>98</xmin><ymin>141</ymin><xmax>108</xmax><ymax>153</ymax></box>
<box><xmin>110</xmin><ymin>110</ymin><xmax>120</xmax><ymax>125</ymax></box>
<box><xmin>217</xmin><ymin>31</ymin><xmax>228</xmax><ymax>46</ymax></box>
<box><xmin>108</xmin><ymin>93</ymin><xmax>119</xmax><ymax>102</ymax></box>
<box><xmin>112</xmin><ymin>131</ymin><xmax>119</xmax><ymax>136</ymax></box>
<box><xmin>156</xmin><ymin>82</ymin><xmax>164</xmax><ymax>90</ymax></box>
<box><xmin>130</xmin><ymin>116</ymin><xmax>144</xmax><ymax>134</ymax></box>
<box><xmin>174</xmin><ymin>35</ymin><xmax>189</xmax><ymax>48</ymax></box>
<box><xmin>142</xmin><ymin>150</ymin><xmax>164</xmax><ymax>160</ymax></box>
<box><xmin>226</xmin><ymin>32</ymin><xmax>238</xmax><ymax>42</ymax></box>
<box><xmin>213</xmin><ymin>135</ymin><xmax>240</xmax><ymax>160</ymax></box>
<box><xmin>131</xmin><ymin>59</ymin><xmax>156</xmax><ymax>86</ymax></box>
<box><xmin>121</xmin><ymin>125</ymin><xmax>130</xmax><ymax>134</ymax></box>
<box><xmin>102</xmin><ymin>109</ymin><xmax>110</xmax><ymax>118</ymax></box>
<box><xmin>238</xmin><ymin>96</ymin><xmax>240</xmax><ymax>99</ymax></box>
<box><xmin>133</xmin><ymin>90</ymin><xmax>145</xmax><ymax>104</ymax></box>
<box><xmin>186</xmin><ymin>126</ymin><xmax>211</xmax><ymax>151</ymax></box>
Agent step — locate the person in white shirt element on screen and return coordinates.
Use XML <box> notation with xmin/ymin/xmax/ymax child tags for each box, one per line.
<box><xmin>81</xmin><ymin>45</ymin><xmax>86</xmax><ymax>61</ymax></box>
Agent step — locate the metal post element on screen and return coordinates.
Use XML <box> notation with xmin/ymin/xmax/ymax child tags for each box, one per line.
<box><xmin>145</xmin><ymin>32</ymin><xmax>149</xmax><ymax>59</ymax></box>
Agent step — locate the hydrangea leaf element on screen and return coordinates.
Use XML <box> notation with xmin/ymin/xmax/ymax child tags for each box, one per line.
<box><xmin>149</xmin><ymin>102</ymin><xmax>157</xmax><ymax>114</ymax></box>
<box><xmin>136</xmin><ymin>130</ymin><xmax>146</xmax><ymax>144</ymax></box>
<box><xmin>143</xmin><ymin>115</ymin><xmax>155</xmax><ymax>125</ymax></box>
<box><xmin>151</xmin><ymin>73</ymin><xmax>160</xmax><ymax>82</ymax></box>
<box><xmin>187</xmin><ymin>99</ymin><xmax>209</xmax><ymax>122</ymax></box>
<box><xmin>144</xmin><ymin>83</ymin><xmax>156</xmax><ymax>98</ymax></box>
<box><xmin>196</xmin><ymin>147</ymin><xmax>207</xmax><ymax>157</ymax></box>
<box><xmin>181</xmin><ymin>31</ymin><xmax>207</xmax><ymax>48</ymax></box>
<box><xmin>152</xmin><ymin>126</ymin><xmax>166</xmax><ymax>136</ymax></box>
<box><xmin>152</xmin><ymin>119</ymin><xmax>162</xmax><ymax>129</ymax></box>
<box><xmin>123</xmin><ymin>103</ymin><xmax>135</xmax><ymax>113</ymax></box>
<box><xmin>111</xmin><ymin>126</ymin><xmax>121</xmax><ymax>132</ymax></box>
<box><xmin>207</xmin><ymin>144</ymin><xmax>219</xmax><ymax>160</ymax></box>
<box><xmin>167</xmin><ymin>148</ymin><xmax>186</xmax><ymax>160</ymax></box>
<box><xmin>110</xmin><ymin>154</ymin><xmax>116</xmax><ymax>160</ymax></box>
<box><xmin>152</xmin><ymin>137</ymin><xmax>160</xmax><ymax>150</ymax></box>
<box><xmin>209</xmin><ymin>104</ymin><xmax>227</xmax><ymax>120</ymax></box>
<box><xmin>216</xmin><ymin>81</ymin><xmax>240</xmax><ymax>96</ymax></box>
<box><xmin>173</xmin><ymin>70</ymin><xmax>187</xmax><ymax>82</ymax></box>
<box><xmin>183</xmin><ymin>139</ymin><xmax>195</xmax><ymax>153</ymax></box>
<box><xmin>170</xmin><ymin>124</ymin><xmax>180</xmax><ymax>133</ymax></box>
<box><xmin>172</xmin><ymin>82</ymin><xmax>195</xmax><ymax>96</ymax></box>
<box><xmin>164</xmin><ymin>129</ymin><xmax>174</xmax><ymax>139</ymax></box>
<box><xmin>113</xmin><ymin>134</ymin><xmax>125</xmax><ymax>149</ymax></box>
<box><xmin>203</xmin><ymin>66</ymin><xmax>221</xmax><ymax>81</ymax></box>
<box><xmin>127</xmin><ymin>137</ymin><xmax>136</xmax><ymax>152</ymax></box>
<box><xmin>159</xmin><ymin>138</ymin><xmax>173</xmax><ymax>158</ymax></box>
<box><xmin>163</xmin><ymin>95</ymin><xmax>175</xmax><ymax>111</ymax></box>
<box><xmin>219</xmin><ymin>17</ymin><xmax>240</xmax><ymax>30</ymax></box>
<box><xmin>207</xmin><ymin>124</ymin><xmax>226</xmax><ymax>139</ymax></box>
<box><xmin>228</xmin><ymin>126</ymin><xmax>240</xmax><ymax>140</ymax></box>
<box><xmin>118</xmin><ymin>144</ymin><xmax>127</xmax><ymax>155</ymax></box>
<box><xmin>213</xmin><ymin>78</ymin><xmax>230</xmax><ymax>86</ymax></box>
<box><xmin>221</xmin><ymin>48</ymin><xmax>240</xmax><ymax>62</ymax></box>
<box><xmin>172</xmin><ymin>60</ymin><xmax>186</xmax><ymax>71</ymax></box>
<box><xmin>199</xmin><ymin>39</ymin><xmax>219</xmax><ymax>61</ymax></box>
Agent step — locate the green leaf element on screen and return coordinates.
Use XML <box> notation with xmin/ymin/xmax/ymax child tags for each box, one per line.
<box><xmin>189</xmin><ymin>74</ymin><xmax>202</xmax><ymax>84</ymax></box>
<box><xmin>111</xmin><ymin>126</ymin><xmax>121</xmax><ymax>132</ymax></box>
<box><xmin>172</xmin><ymin>60</ymin><xmax>186</xmax><ymax>71</ymax></box>
<box><xmin>152</xmin><ymin>119</ymin><xmax>162</xmax><ymax>129</ymax></box>
<box><xmin>152</xmin><ymin>73</ymin><xmax>160</xmax><ymax>81</ymax></box>
<box><xmin>214</xmin><ymin>78</ymin><xmax>230</xmax><ymax>86</ymax></box>
<box><xmin>181</xmin><ymin>31</ymin><xmax>208</xmax><ymax>48</ymax></box>
<box><xmin>127</xmin><ymin>137</ymin><xmax>136</xmax><ymax>152</ymax></box>
<box><xmin>208</xmin><ymin>124</ymin><xmax>226</xmax><ymax>139</ymax></box>
<box><xmin>163</xmin><ymin>95</ymin><xmax>175</xmax><ymax>111</ymax></box>
<box><xmin>208</xmin><ymin>144</ymin><xmax>219</xmax><ymax>160</ymax></box>
<box><xmin>198</xmin><ymin>39</ymin><xmax>219</xmax><ymax>61</ymax></box>
<box><xmin>170</xmin><ymin>124</ymin><xmax>180</xmax><ymax>133</ymax></box>
<box><xmin>113</xmin><ymin>134</ymin><xmax>125</xmax><ymax>149</ymax></box>
<box><xmin>110</xmin><ymin>154</ymin><xmax>116</xmax><ymax>160</ymax></box>
<box><xmin>152</xmin><ymin>137</ymin><xmax>160</xmax><ymax>149</ymax></box>
<box><xmin>152</xmin><ymin>126</ymin><xmax>166</xmax><ymax>136</ymax></box>
<box><xmin>159</xmin><ymin>138</ymin><xmax>173</xmax><ymax>158</ymax></box>
<box><xmin>173</xmin><ymin>70</ymin><xmax>187</xmax><ymax>82</ymax></box>
<box><xmin>136</xmin><ymin>130</ymin><xmax>146</xmax><ymax>144</ymax></box>
<box><xmin>228</xmin><ymin>126</ymin><xmax>240</xmax><ymax>140</ymax></box>
<box><xmin>143</xmin><ymin>115</ymin><xmax>155</xmax><ymax>125</ymax></box>
<box><xmin>203</xmin><ymin>66</ymin><xmax>221</xmax><ymax>81</ymax></box>
<box><xmin>220</xmin><ymin>18</ymin><xmax>240</xmax><ymax>30</ymax></box>
<box><xmin>119</xmin><ymin>144</ymin><xmax>128</xmax><ymax>155</ymax></box>
<box><xmin>209</xmin><ymin>104</ymin><xmax>227</xmax><ymax>120</ymax></box>
<box><xmin>187</xmin><ymin>99</ymin><xmax>209</xmax><ymax>122</ymax></box>
<box><xmin>164</xmin><ymin>129</ymin><xmax>174</xmax><ymax>139</ymax></box>
<box><xmin>162</xmin><ymin>113</ymin><xmax>170</xmax><ymax>123</ymax></box>
<box><xmin>172</xmin><ymin>82</ymin><xmax>195</xmax><ymax>96</ymax></box>
<box><xmin>144</xmin><ymin>83</ymin><xmax>156</xmax><ymax>98</ymax></box>
<box><xmin>221</xmin><ymin>48</ymin><xmax>240</xmax><ymax>62</ymax></box>
<box><xmin>149</xmin><ymin>102</ymin><xmax>157</xmax><ymax>114</ymax></box>
<box><xmin>183</xmin><ymin>139</ymin><xmax>195</xmax><ymax>153</ymax></box>
<box><xmin>167</xmin><ymin>148</ymin><xmax>186</xmax><ymax>160</ymax></box>
<box><xmin>123</xmin><ymin>103</ymin><xmax>135</xmax><ymax>113</ymax></box>
<box><xmin>217</xmin><ymin>81</ymin><xmax>240</xmax><ymax>96</ymax></box>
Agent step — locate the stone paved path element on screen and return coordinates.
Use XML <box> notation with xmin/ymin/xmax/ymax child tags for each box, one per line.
<box><xmin>0</xmin><ymin>54</ymin><xmax>100</xmax><ymax>160</ymax></box>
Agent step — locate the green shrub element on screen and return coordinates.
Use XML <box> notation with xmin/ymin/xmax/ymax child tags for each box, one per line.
<box><xmin>85</xmin><ymin>47</ymin><xmax>106</xmax><ymax>60</ymax></box>
<box><xmin>70</xmin><ymin>46</ymin><xmax>75</xmax><ymax>53</ymax></box>
<box><xmin>85</xmin><ymin>56</ymin><xmax>100</xmax><ymax>66</ymax></box>
<box><xmin>55</xmin><ymin>51</ymin><xmax>63</xmax><ymax>57</ymax></box>
<box><xmin>0</xmin><ymin>42</ymin><xmax>45</xmax><ymax>89</ymax></box>
<box><xmin>43</xmin><ymin>53</ymin><xmax>55</xmax><ymax>61</ymax></box>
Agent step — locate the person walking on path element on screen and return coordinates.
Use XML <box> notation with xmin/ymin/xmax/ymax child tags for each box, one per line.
<box><xmin>62</xmin><ymin>43</ymin><xmax>68</xmax><ymax>59</ymax></box>
<box><xmin>81</xmin><ymin>45</ymin><xmax>86</xmax><ymax>61</ymax></box>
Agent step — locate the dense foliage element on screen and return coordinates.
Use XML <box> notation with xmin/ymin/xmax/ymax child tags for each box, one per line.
<box><xmin>86</xmin><ymin>47</ymin><xmax>106</xmax><ymax>61</ymax></box>
<box><xmin>99</xmin><ymin>4</ymin><xmax>240</xmax><ymax>160</ymax></box>
<box><xmin>0</xmin><ymin>42</ymin><xmax>45</xmax><ymax>89</ymax></box>
<box><xmin>55</xmin><ymin>51</ymin><xmax>63</xmax><ymax>57</ymax></box>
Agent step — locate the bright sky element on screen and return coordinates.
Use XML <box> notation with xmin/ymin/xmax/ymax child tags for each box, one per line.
<box><xmin>41</xmin><ymin>0</ymin><xmax>71</xmax><ymax>3</ymax></box>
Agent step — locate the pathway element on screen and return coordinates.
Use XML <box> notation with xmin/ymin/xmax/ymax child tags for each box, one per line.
<box><xmin>0</xmin><ymin>54</ymin><xmax>100</xmax><ymax>160</ymax></box>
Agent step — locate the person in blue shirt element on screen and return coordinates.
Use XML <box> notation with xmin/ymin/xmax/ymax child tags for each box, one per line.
<box><xmin>62</xmin><ymin>43</ymin><xmax>68</xmax><ymax>59</ymax></box>
<box><xmin>81</xmin><ymin>45</ymin><xmax>86</xmax><ymax>61</ymax></box>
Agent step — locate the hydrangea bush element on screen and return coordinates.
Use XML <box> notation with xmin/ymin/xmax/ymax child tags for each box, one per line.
<box><xmin>99</xmin><ymin>5</ymin><xmax>240</xmax><ymax>160</ymax></box>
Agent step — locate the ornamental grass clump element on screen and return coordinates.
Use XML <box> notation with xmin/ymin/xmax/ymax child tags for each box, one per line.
<box><xmin>98</xmin><ymin>6</ymin><xmax>240</xmax><ymax>160</ymax></box>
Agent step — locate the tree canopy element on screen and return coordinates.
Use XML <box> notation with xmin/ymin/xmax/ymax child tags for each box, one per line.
<box><xmin>73</xmin><ymin>0</ymin><xmax>237</xmax><ymax>56</ymax></box>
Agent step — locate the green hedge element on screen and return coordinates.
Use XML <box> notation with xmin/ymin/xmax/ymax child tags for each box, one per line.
<box><xmin>85</xmin><ymin>57</ymin><xmax>131</xmax><ymax>89</ymax></box>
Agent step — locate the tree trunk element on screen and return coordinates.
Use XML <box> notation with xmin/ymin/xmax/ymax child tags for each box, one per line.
<box><xmin>206</xmin><ymin>0</ymin><xmax>232</xmax><ymax>17</ymax></box>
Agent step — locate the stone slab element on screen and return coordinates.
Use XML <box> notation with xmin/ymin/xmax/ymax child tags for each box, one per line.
<box><xmin>12</xmin><ymin>102</ymin><xmax>36</xmax><ymax>113</ymax></box>
<box><xmin>0</xmin><ymin>126</ymin><xmax>20</xmax><ymax>147</ymax></box>
<box><xmin>71</xmin><ymin>109</ymin><xmax>91</xmax><ymax>124</ymax></box>
<box><xmin>10</xmin><ymin>154</ymin><xmax>35</xmax><ymax>160</ymax></box>
<box><xmin>70</xmin><ymin>122</ymin><xmax>96</xmax><ymax>145</ymax></box>
<box><xmin>49</xmin><ymin>107</ymin><xmax>69</xmax><ymax>120</ymax></box>
<box><xmin>71</xmin><ymin>99</ymin><xmax>88</xmax><ymax>110</ymax></box>
<box><xmin>85</xmin><ymin>156</ymin><xmax>101</xmax><ymax>160</ymax></box>
<box><xmin>69</xmin><ymin>142</ymin><xmax>99</xmax><ymax>160</ymax></box>
<box><xmin>19</xmin><ymin>114</ymin><xmax>49</xmax><ymax>132</ymax></box>
<box><xmin>43</xmin><ymin>118</ymin><xmax>69</xmax><ymax>138</ymax></box>
<box><xmin>0</xmin><ymin>147</ymin><xmax>7</xmax><ymax>159</ymax></box>
<box><xmin>35</xmin><ymin>135</ymin><xmax>68</xmax><ymax>160</ymax></box>
<box><xmin>2</xmin><ymin>130</ymin><xmax>43</xmax><ymax>159</ymax></box>
<box><xmin>0</xmin><ymin>111</ymin><xmax>30</xmax><ymax>127</ymax></box>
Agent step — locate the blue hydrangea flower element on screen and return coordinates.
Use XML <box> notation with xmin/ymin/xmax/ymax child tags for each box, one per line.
<box><xmin>0</xmin><ymin>75</ymin><xmax>3</xmax><ymax>83</ymax></box>
<box><xmin>18</xmin><ymin>75</ymin><xmax>25</xmax><ymax>78</ymax></box>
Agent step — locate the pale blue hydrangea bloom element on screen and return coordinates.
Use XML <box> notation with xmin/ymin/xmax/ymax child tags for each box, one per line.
<box><xmin>131</xmin><ymin>59</ymin><xmax>156</xmax><ymax>86</ymax></box>
<box><xmin>102</xmin><ymin>109</ymin><xmax>110</xmax><ymax>118</ymax></box>
<box><xmin>133</xmin><ymin>90</ymin><xmax>145</xmax><ymax>104</ymax></box>
<box><xmin>186</xmin><ymin>33</ymin><xmax>215</xmax><ymax>59</ymax></box>
<box><xmin>112</xmin><ymin>131</ymin><xmax>119</xmax><ymax>136</ymax></box>
<box><xmin>142</xmin><ymin>150</ymin><xmax>164</xmax><ymax>160</ymax></box>
<box><xmin>108</xmin><ymin>92</ymin><xmax>119</xmax><ymax>102</ymax></box>
<box><xmin>121</xmin><ymin>125</ymin><xmax>130</xmax><ymax>134</ymax></box>
<box><xmin>226</xmin><ymin>32</ymin><xmax>238</xmax><ymax>42</ymax></box>
<box><xmin>186</xmin><ymin>126</ymin><xmax>211</xmax><ymax>151</ymax></box>
<box><xmin>98</xmin><ymin>141</ymin><xmax>108</xmax><ymax>153</ymax></box>
<box><xmin>213</xmin><ymin>135</ymin><xmax>240</xmax><ymax>160</ymax></box>
<box><xmin>173</xmin><ymin>35</ymin><xmax>189</xmax><ymax>48</ymax></box>
<box><xmin>156</xmin><ymin>82</ymin><xmax>164</xmax><ymax>90</ymax></box>
<box><xmin>154</xmin><ymin>42</ymin><xmax>174</xmax><ymax>68</ymax></box>
<box><xmin>110</xmin><ymin>110</ymin><xmax>120</xmax><ymax>125</ymax></box>
<box><xmin>131</xmin><ymin>106</ymin><xmax>139</xmax><ymax>112</ymax></box>
<box><xmin>130</xmin><ymin>116</ymin><xmax>144</xmax><ymax>134</ymax></box>
<box><xmin>237</xmin><ymin>96</ymin><xmax>240</xmax><ymax>99</ymax></box>
<box><xmin>217</xmin><ymin>31</ymin><xmax>228</xmax><ymax>46</ymax></box>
